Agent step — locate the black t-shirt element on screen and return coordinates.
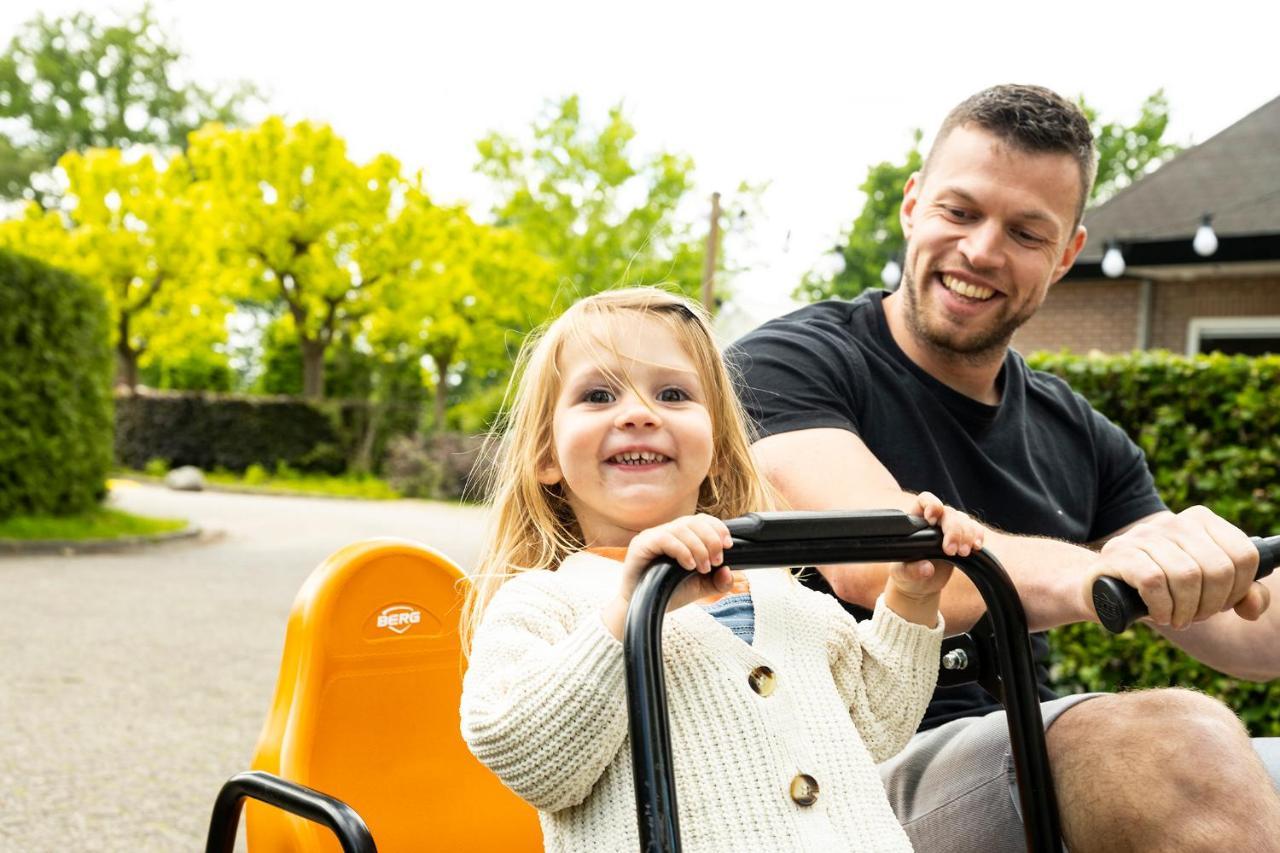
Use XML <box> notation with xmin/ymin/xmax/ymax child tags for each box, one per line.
<box><xmin>727</xmin><ymin>290</ymin><xmax>1167</xmax><ymax>729</ymax></box>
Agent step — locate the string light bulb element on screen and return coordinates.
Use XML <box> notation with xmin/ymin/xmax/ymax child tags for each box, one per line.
<box><xmin>1101</xmin><ymin>241</ymin><xmax>1126</xmax><ymax>278</ymax></box>
<box><xmin>1193</xmin><ymin>214</ymin><xmax>1219</xmax><ymax>257</ymax></box>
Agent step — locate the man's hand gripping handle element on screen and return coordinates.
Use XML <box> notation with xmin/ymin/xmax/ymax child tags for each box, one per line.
<box><xmin>1093</xmin><ymin>536</ymin><xmax>1280</xmax><ymax>633</ymax></box>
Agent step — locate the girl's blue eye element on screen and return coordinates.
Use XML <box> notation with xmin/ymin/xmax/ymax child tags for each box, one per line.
<box><xmin>657</xmin><ymin>387</ymin><xmax>688</xmax><ymax>403</ymax></box>
<box><xmin>584</xmin><ymin>389</ymin><xmax>614</xmax><ymax>404</ymax></box>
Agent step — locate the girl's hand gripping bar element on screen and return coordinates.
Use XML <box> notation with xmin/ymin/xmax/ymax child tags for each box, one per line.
<box><xmin>1091</xmin><ymin>536</ymin><xmax>1280</xmax><ymax>634</ymax></box>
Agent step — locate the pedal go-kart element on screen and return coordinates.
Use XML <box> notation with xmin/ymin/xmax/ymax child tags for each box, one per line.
<box><xmin>203</xmin><ymin>510</ymin><xmax>1279</xmax><ymax>853</ymax></box>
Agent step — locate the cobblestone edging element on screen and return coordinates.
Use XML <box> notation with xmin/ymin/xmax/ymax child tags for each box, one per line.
<box><xmin>0</xmin><ymin>524</ymin><xmax>206</xmax><ymax>556</ymax></box>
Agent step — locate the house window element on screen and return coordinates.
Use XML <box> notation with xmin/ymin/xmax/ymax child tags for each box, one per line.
<box><xmin>1187</xmin><ymin>316</ymin><xmax>1280</xmax><ymax>356</ymax></box>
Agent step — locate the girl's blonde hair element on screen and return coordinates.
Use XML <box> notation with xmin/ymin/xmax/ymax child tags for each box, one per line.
<box><xmin>461</xmin><ymin>286</ymin><xmax>775</xmax><ymax>653</ymax></box>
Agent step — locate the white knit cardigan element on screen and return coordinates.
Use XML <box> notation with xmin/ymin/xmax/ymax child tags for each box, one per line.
<box><xmin>460</xmin><ymin>551</ymin><xmax>942</xmax><ymax>852</ymax></box>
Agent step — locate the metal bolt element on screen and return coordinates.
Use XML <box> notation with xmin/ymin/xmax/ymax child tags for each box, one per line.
<box><xmin>941</xmin><ymin>649</ymin><xmax>970</xmax><ymax>671</ymax></box>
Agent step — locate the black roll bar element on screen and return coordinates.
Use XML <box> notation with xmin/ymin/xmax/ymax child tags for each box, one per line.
<box><xmin>204</xmin><ymin>770</ymin><xmax>377</xmax><ymax>853</ymax></box>
<box><xmin>623</xmin><ymin>510</ymin><xmax>1062</xmax><ymax>853</ymax></box>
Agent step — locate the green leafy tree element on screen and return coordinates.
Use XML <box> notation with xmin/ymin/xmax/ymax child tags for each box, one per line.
<box><xmin>794</xmin><ymin>131</ymin><xmax>921</xmax><ymax>303</ymax></box>
<box><xmin>797</xmin><ymin>92</ymin><xmax>1182</xmax><ymax>302</ymax></box>
<box><xmin>365</xmin><ymin>193</ymin><xmax>556</xmax><ymax>430</ymax></box>
<box><xmin>0</xmin><ymin>3</ymin><xmax>256</xmax><ymax>201</ymax></box>
<box><xmin>138</xmin><ymin>349</ymin><xmax>233</xmax><ymax>391</ymax></box>
<box><xmin>0</xmin><ymin>147</ymin><xmax>229</xmax><ymax>389</ymax></box>
<box><xmin>187</xmin><ymin>117</ymin><xmax>404</xmax><ymax>399</ymax></box>
<box><xmin>1081</xmin><ymin>90</ymin><xmax>1180</xmax><ymax>205</ymax></box>
<box><xmin>477</xmin><ymin>95</ymin><xmax>744</xmax><ymax>305</ymax></box>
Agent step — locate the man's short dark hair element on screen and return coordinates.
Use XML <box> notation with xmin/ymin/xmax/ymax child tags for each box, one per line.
<box><xmin>923</xmin><ymin>84</ymin><xmax>1097</xmax><ymax>229</ymax></box>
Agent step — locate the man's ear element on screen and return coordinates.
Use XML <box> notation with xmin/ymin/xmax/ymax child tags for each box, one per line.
<box><xmin>900</xmin><ymin>172</ymin><xmax>922</xmax><ymax>240</ymax></box>
<box><xmin>1050</xmin><ymin>225</ymin><xmax>1088</xmax><ymax>286</ymax></box>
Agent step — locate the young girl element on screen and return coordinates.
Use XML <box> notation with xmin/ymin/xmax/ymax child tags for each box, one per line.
<box><xmin>460</xmin><ymin>287</ymin><xmax>981</xmax><ymax>852</ymax></box>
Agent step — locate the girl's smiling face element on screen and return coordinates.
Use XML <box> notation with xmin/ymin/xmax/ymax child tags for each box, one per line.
<box><xmin>538</xmin><ymin>313</ymin><xmax>714</xmax><ymax>547</ymax></box>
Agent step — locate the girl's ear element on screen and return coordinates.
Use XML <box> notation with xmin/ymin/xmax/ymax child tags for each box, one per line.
<box><xmin>537</xmin><ymin>457</ymin><xmax>563</xmax><ymax>486</ymax></box>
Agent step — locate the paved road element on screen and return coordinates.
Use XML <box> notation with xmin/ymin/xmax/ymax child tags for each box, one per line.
<box><xmin>0</xmin><ymin>484</ymin><xmax>488</xmax><ymax>852</ymax></box>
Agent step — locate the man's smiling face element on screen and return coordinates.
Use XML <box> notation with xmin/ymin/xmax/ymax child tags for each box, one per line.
<box><xmin>897</xmin><ymin>123</ymin><xmax>1088</xmax><ymax>360</ymax></box>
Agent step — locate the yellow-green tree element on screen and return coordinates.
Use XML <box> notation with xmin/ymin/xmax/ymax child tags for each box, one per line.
<box><xmin>0</xmin><ymin>148</ymin><xmax>227</xmax><ymax>388</ymax></box>
<box><xmin>366</xmin><ymin>189</ymin><xmax>556</xmax><ymax>429</ymax></box>
<box><xmin>187</xmin><ymin>117</ymin><xmax>403</xmax><ymax>398</ymax></box>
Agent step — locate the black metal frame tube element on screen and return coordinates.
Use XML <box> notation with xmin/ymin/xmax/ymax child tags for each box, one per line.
<box><xmin>204</xmin><ymin>770</ymin><xmax>377</xmax><ymax>853</ymax></box>
<box><xmin>624</xmin><ymin>527</ymin><xmax>1062</xmax><ymax>853</ymax></box>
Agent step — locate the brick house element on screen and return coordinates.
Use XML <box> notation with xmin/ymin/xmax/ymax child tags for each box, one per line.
<box><xmin>1014</xmin><ymin>95</ymin><xmax>1280</xmax><ymax>356</ymax></box>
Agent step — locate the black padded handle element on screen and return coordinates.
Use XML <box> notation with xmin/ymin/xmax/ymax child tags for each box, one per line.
<box><xmin>1092</xmin><ymin>535</ymin><xmax>1280</xmax><ymax>634</ymax></box>
<box><xmin>725</xmin><ymin>509</ymin><xmax>930</xmax><ymax>541</ymax></box>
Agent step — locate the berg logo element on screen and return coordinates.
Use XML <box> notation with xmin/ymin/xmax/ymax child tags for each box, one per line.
<box><xmin>376</xmin><ymin>604</ymin><xmax>422</xmax><ymax>635</ymax></box>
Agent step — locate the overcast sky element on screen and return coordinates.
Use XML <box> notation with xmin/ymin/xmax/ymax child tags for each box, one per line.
<box><xmin>4</xmin><ymin>0</ymin><xmax>1278</xmax><ymax>326</ymax></box>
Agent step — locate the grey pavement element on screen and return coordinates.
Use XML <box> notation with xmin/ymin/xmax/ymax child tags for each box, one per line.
<box><xmin>0</xmin><ymin>483</ymin><xmax>488</xmax><ymax>852</ymax></box>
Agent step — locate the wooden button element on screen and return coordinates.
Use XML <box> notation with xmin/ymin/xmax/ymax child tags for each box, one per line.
<box><xmin>790</xmin><ymin>773</ymin><xmax>819</xmax><ymax>806</ymax></box>
<box><xmin>748</xmin><ymin>665</ymin><xmax>776</xmax><ymax>697</ymax></box>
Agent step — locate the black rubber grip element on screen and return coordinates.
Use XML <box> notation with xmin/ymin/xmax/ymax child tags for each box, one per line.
<box><xmin>725</xmin><ymin>510</ymin><xmax>930</xmax><ymax>542</ymax></box>
<box><xmin>1092</xmin><ymin>535</ymin><xmax>1280</xmax><ymax>633</ymax></box>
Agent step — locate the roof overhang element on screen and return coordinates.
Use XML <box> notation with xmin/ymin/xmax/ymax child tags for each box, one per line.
<box><xmin>1067</xmin><ymin>233</ymin><xmax>1280</xmax><ymax>281</ymax></box>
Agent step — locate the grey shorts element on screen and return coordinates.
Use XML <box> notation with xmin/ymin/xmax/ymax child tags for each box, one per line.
<box><xmin>878</xmin><ymin>693</ymin><xmax>1101</xmax><ymax>852</ymax></box>
<box><xmin>879</xmin><ymin>694</ymin><xmax>1280</xmax><ymax>852</ymax></box>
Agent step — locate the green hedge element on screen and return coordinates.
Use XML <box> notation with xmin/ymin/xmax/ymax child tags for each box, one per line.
<box><xmin>1029</xmin><ymin>350</ymin><xmax>1280</xmax><ymax>734</ymax></box>
<box><xmin>115</xmin><ymin>391</ymin><xmax>347</xmax><ymax>474</ymax></box>
<box><xmin>0</xmin><ymin>249</ymin><xmax>113</xmax><ymax>519</ymax></box>
<box><xmin>114</xmin><ymin>391</ymin><xmax>423</xmax><ymax>475</ymax></box>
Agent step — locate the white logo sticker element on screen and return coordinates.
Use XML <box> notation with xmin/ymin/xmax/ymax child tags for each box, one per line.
<box><xmin>376</xmin><ymin>605</ymin><xmax>422</xmax><ymax>634</ymax></box>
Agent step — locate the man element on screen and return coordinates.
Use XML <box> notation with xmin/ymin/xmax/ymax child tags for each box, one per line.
<box><xmin>729</xmin><ymin>84</ymin><xmax>1280</xmax><ymax>852</ymax></box>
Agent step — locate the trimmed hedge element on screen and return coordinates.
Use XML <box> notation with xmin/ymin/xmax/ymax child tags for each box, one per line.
<box><xmin>114</xmin><ymin>391</ymin><xmax>424</xmax><ymax>476</ymax></box>
<box><xmin>0</xmin><ymin>250</ymin><xmax>113</xmax><ymax>519</ymax></box>
<box><xmin>115</xmin><ymin>391</ymin><xmax>347</xmax><ymax>474</ymax></box>
<box><xmin>1029</xmin><ymin>350</ymin><xmax>1280</xmax><ymax>734</ymax></box>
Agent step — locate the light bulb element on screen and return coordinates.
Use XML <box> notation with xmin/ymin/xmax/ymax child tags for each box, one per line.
<box><xmin>880</xmin><ymin>258</ymin><xmax>902</xmax><ymax>288</ymax></box>
<box><xmin>1101</xmin><ymin>244</ymin><xmax>1126</xmax><ymax>278</ymax></box>
<box><xmin>1193</xmin><ymin>216</ymin><xmax>1218</xmax><ymax>257</ymax></box>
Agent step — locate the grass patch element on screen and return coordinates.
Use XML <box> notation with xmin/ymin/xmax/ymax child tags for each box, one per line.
<box><xmin>204</xmin><ymin>467</ymin><xmax>401</xmax><ymax>499</ymax></box>
<box><xmin>0</xmin><ymin>507</ymin><xmax>187</xmax><ymax>541</ymax></box>
<box><xmin>126</xmin><ymin>462</ymin><xmax>402</xmax><ymax>500</ymax></box>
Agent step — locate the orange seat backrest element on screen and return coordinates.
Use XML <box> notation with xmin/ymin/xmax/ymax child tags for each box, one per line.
<box><xmin>246</xmin><ymin>538</ymin><xmax>542</xmax><ymax>852</ymax></box>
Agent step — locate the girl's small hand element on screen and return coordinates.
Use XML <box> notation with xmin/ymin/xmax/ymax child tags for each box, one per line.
<box><xmin>602</xmin><ymin>515</ymin><xmax>734</xmax><ymax>639</ymax></box>
<box><xmin>913</xmin><ymin>490</ymin><xmax>984</xmax><ymax>561</ymax></box>
<box><xmin>886</xmin><ymin>492</ymin><xmax>983</xmax><ymax>626</ymax></box>
<box><xmin>622</xmin><ymin>514</ymin><xmax>734</xmax><ymax>607</ymax></box>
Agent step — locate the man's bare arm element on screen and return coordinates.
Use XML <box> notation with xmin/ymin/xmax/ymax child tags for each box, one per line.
<box><xmin>1153</xmin><ymin>574</ymin><xmax>1279</xmax><ymax>680</ymax></box>
<box><xmin>752</xmin><ymin>428</ymin><xmax>1099</xmax><ymax>632</ymax></box>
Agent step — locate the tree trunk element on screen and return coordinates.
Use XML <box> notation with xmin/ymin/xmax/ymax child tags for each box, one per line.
<box><xmin>432</xmin><ymin>352</ymin><xmax>453</xmax><ymax>432</ymax></box>
<box><xmin>115</xmin><ymin>346</ymin><xmax>139</xmax><ymax>391</ymax></box>
<box><xmin>301</xmin><ymin>338</ymin><xmax>326</xmax><ymax>399</ymax></box>
<box><xmin>115</xmin><ymin>313</ymin><xmax>139</xmax><ymax>390</ymax></box>
<box><xmin>352</xmin><ymin>401</ymin><xmax>385</xmax><ymax>474</ymax></box>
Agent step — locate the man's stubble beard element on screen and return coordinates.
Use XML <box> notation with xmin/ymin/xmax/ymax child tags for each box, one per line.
<box><xmin>899</xmin><ymin>261</ymin><xmax>1038</xmax><ymax>368</ymax></box>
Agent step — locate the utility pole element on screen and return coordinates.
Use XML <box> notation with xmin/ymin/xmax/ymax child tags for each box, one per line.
<box><xmin>701</xmin><ymin>191</ymin><xmax>721</xmax><ymax>314</ymax></box>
